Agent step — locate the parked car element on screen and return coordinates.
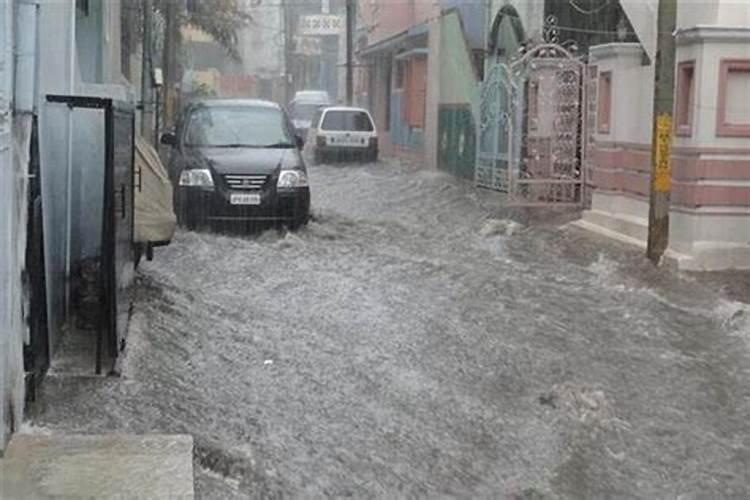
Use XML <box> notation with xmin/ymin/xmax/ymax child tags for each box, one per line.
<box><xmin>309</xmin><ymin>107</ymin><xmax>378</xmax><ymax>163</ymax></box>
<box><xmin>161</xmin><ymin>99</ymin><xmax>310</xmax><ymax>231</ymax></box>
<box><xmin>288</xmin><ymin>90</ymin><xmax>332</xmax><ymax>138</ymax></box>
<box><xmin>291</xmin><ymin>90</ymin><xmax>331</xmax><ymax>104</ymax></box>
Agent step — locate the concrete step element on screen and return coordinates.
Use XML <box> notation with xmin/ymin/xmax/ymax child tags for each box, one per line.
<box><xmin>1</xmin><ymin>434</ymin><xmax>194</xmax><ymax>499</ymax></box>
<box><xmin>573</xmin><ymin>210</ymin><xmax>648</xmax><ymax>248</ymax></box>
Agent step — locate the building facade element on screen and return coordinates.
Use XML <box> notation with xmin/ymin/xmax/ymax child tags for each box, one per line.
<box><xmin>0</xmin><ymin>0</ymin><xmax>134</xmax><ymax>451</ymax></box>
<box><xmin>581</xmin><ymin>0</ymin><xmax>750</xmax><ymax>270</ymax></box>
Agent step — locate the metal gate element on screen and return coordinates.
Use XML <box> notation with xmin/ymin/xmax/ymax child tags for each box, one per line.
<box><xmin>476</xmin><ymin>22</ymin><xmax>588</xmax><ymax>206</ymax></box>
<box><xmin>476</xmin><ymin>61</ymin><xmax>515</xmax><ymax>192</ymax></box>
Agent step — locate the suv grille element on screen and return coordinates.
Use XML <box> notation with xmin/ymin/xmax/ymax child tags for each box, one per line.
<box><xmin>224</xmin><ymin>174</ymin><xmax>268</xmax><ymax>191</ymax></box>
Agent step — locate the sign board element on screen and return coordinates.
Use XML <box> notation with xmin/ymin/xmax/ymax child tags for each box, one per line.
<box><xmin>293</xmin><ymin>36</ymin><xmax>322</xmax><ymax>56</ymax></box>
<box><xmin>298</xmin><ymin>15</ymin><xmax>342</xmax><ymax>36</ymax></box>
<box><xmin>653</xmin><ymin>113</ymin><xmax>673</xmax><ymax>192</ymax></box>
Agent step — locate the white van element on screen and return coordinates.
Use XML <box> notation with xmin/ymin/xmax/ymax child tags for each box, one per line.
<box><xmin>309</xmin><ymin>107</ymin><xmax>378</xmax><ymax>163</ymax></box>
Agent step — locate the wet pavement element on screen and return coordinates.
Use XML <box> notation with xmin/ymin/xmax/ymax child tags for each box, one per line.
<box><xmin>31</xmin><ymin>158</ymin><xmax>750</xmax><ymax>498</ymax></box>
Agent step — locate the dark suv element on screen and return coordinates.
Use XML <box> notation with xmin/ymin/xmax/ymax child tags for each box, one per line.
<box><xmin>162</xmin><ymin>99</ymin><xmax>310</xmax><ymax>230</ymax></box>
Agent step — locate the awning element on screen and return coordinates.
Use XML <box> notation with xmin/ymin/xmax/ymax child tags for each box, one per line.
<box><xmin>394</xmin><ymin>48</ymin><xmax>428</xmax><ymax>60</ymax></box>
<box><xmin>358</xmin><ymin>21</ymin><xmax>428</xmax><ymax>58</ymax></box>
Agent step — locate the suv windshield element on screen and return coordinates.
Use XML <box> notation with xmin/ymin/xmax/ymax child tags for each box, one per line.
<box><xmin>321</xmin><ymin>110</ymin><xmax>374</xmax><ymax>132</ymax></box>
<box><xmin>184</xmin><ymin>105</ymin><xmax>293</xmax><ymax>148</ymax></box>
<box><xmin>290</xmin><ymin>103</ymin><xmax>322</xmax><ymax>122</ymax></box>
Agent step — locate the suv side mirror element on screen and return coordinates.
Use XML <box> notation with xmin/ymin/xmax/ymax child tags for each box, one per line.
<box><xmin>161</xmin><ymin>132</ymin><xmax>177</xmax><ymax>146</ymax></box>
<box><xmin>295</xmin><ymin>134</ymin><xmax>305</xmax><ymax>149</ymax></box>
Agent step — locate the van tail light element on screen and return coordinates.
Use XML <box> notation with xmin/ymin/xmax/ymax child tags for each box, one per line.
<box><xmin>316</xmin><ymin>136</ymin><xmax>326</xmax><ymax>147</ymax></box>
<box><xmin>369</xmin><ymin>137</ymin><xmax>378</xmax><ymax>148</ymax></box>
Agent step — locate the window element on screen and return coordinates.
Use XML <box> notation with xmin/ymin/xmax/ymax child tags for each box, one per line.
<box><xmin>311</xmin><ymin>109</ymin><xmax>324</xmax><ymax>130</ymax></box>
<box><xmin>76</xmin><ymin>0</ymin><xmax>89</xmax><ymax>16</ymax></box>
<box><xmin>321</xmin><ymin>110</ymin><xmax>374</xmax><ymax>132</ymax></box>
<box><xmin>597</xmin><ymin>71</ymin><xmax>612</xmax><ymax>134</ymax></box>
<box><xmin>675</xmin><ymin>61</ymin><xmax>695</xmax><ymax>136</ymax></box>
<box><xmin>717</xmin><ymin>59</ymin><xmax>750</xmax><ymax>137</ymax></box>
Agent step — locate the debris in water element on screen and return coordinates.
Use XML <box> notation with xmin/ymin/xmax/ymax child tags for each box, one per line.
<box><xmin>479</xmin><ymin>218</ymin><xmax>522</xmax><ymax>237</ymax></box>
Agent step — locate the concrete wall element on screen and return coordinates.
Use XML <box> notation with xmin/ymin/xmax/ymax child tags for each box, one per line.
<box><xmin>677</xmin><ymin>0</ymin><xmax>750</xmax><ymax>29</ymax></box>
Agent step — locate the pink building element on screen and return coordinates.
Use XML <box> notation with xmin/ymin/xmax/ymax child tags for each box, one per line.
<box><xmin>358</xmin><ymin>0</ymin><xmax>438</xmax><ymax>159</ymax></box>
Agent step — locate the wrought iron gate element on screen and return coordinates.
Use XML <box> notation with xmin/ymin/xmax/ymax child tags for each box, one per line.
<box><xmin>476</xmin><ymin>62</ymin><xmax>514</xmax><ymax>192</ymax></box>
<box><xmin>476</xmin><ymin>22</ymin><xmax>588</xmax><ymax>206</ymax></box>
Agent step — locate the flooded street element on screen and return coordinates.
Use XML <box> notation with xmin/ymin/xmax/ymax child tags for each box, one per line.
<box><xmin>32</xmin><ymin>159</ymin><xmax>750</xmax><ymax>498</ymax></box>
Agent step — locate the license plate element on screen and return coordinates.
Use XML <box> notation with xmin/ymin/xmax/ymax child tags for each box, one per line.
<box><xmin>230</xmin><ymin>193</ymin><xmax>261</xmax><ymax>205</ymax></box>
<box><xmin>334</xmin><ymin>136</ymin><xmax>366</xmax><ymax>147</ymax></box>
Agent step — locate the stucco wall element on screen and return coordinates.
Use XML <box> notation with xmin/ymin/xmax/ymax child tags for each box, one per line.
<box><xmin>591</xmin><ymin>44</ymin><xmax>655</xmax><ymax>146</ymax></box>
<box><xmin>675</xmin><ymin>30</ymin><xmax>750</xmax><ymax>150</ymax></box>
<box><xmin>437</xmin><ymin>11</ymin><xmax>479</xmax><ymax>179</ymax></box>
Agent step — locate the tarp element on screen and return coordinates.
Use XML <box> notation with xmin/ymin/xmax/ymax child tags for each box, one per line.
<box><xmin>619</xmin><ymin>0</ymin><xmax>657</xmax><ymax>63</ymax></box>
<box><xmin>134</xmin><ymin>135</ymin><xmax>176</xmax><ymax>243</ymax></box>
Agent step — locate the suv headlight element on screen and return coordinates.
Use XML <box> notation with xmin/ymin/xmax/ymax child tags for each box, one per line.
<box><xmin>277</xmin><ymin>170</ymin><xmax>309</xmax><ymax>188</ymax></box>
<box><xmin>179</xmin><ymin>169</ymin><xmax>214</xmax><ymax>187</ymax></box>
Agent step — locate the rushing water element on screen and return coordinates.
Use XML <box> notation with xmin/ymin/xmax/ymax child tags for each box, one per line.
<box><xmin>31</xmin><ymin>159</ymin><xmax>750</xmax><ymax>498</ymax></box>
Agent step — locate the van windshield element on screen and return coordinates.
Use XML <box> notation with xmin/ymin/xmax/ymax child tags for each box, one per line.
<box><xmin>321</xmin><ymin>111</ymin><xmax>374</xmax><ymax>132</ymax></box>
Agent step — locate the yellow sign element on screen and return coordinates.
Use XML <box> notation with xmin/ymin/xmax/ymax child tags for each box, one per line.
<box><xmin>653</xmin><ymin>113</ymin><xmax>673</xmax><ymax>192</ymax></box>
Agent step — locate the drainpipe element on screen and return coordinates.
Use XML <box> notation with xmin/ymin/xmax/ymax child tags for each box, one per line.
<box><xmin>141</xmin><ymin>0</ymin><xmax>154</xmax><ymax>140</ymax></box>
<box><xmin>64</xmin><ymin>0</ymin><xmax>76</xmax><ymax>320</ymax></box>
<box><xmin>15</xmin><ymin>0</ymin><xmax>39</xmax><ymax>115</ymax></box>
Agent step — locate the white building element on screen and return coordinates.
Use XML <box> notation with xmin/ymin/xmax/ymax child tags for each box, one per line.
<box><xmin>0</xmin><ymin>0</ymin><xmax>133</xmax><ymax>451</ymax></box>
<box><xmin>581</xmin><ymin>0</ymin><xmax>750</xmax><ymax>270</ymax></box>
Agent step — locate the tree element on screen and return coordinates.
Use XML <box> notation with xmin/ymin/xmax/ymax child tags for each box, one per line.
<box><xmin>182</xmin><ymin>0</ymin><xmax>252</xmax><ymax>61</ymax></box>
<box><xmin>126</xmin><ymin>0</ymin><xmax>252</xmax><ymax>62</ymax></box>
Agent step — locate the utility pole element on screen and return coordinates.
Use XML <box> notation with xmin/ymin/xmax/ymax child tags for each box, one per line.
<box><xmin>140</xmin><ymin>0</ymin><xmax>154</xmax><ymax>140</ymax></box>
<box><xmin>162</xmin><ymin>0</ymin><xmax>180</xmax><ymax>129</ymax></box>
<box><xmin>646</xmin><ymin>0</ymin><xmax>678</xmax><ymax>263</ymax></box>
<box><xmin>345</xmin><ymin>0</ymin><xmax>354</xmax><ymax>105</ymax></box>
<box><xmin>282</xmin><ymin>0</ymin><xmax>293</xmax><ymax>104</ymax></box>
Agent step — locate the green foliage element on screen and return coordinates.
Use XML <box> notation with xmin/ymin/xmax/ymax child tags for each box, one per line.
<box><xmin>127</xmin><ymin>0</ymin><xmax>252</xmax><ymax>61</ymax></box>
<box><xmin>179</xmin><ymin>0</ymin><xmax>252</xmax><ymax>60</ymax></box>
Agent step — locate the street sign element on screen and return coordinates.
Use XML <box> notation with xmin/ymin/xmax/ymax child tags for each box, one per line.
<box><xmin>298</xmin><ymin>15</ymin><xmax>342</xmax><ymax>36</ymax></box>
<box><xmin>293</xmin><ymin>36</ymin><xmax>322</xmax><ymax>56</ymax></box>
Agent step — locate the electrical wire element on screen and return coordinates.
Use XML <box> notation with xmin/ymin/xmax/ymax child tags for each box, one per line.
<box><xmin>567</xmin><ymin>0</ymin><xmax>612</xmax><ymax>16</ymax></box>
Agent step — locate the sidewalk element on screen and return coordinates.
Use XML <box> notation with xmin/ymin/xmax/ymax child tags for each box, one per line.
<box><xmin>0</xmin><ymin>433</ymin><xmax>194</xmax><ymax>499</ymax></box>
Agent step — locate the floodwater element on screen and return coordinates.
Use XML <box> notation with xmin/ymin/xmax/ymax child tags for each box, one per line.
<box><xmin>31</xmin><ymin>158</ymin><xmax>750</xmax><ymax>498</ymax></box>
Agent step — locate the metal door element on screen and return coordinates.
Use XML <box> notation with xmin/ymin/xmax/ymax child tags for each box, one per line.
<box><xmin>509</xmin><ymin>42</ymin><xmax>587</xmax><ymax>206</ymax></box>
<box><xmin>102</xmin><ymin>102</ymin><xmax>136</xmax><ymax>372</ymax></box>
<box><xmin>44</xmin><ymin>95</ymin><xmax>136</xmax><ymax>374</ymax></box>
